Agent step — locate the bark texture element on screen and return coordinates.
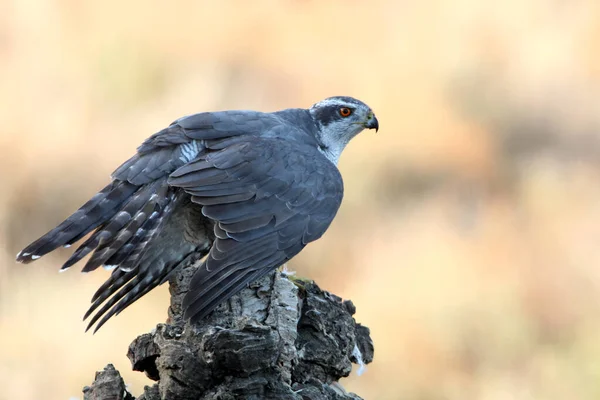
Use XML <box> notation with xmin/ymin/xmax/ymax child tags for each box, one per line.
<box><xmin>83</xmin><ymin>266</ymin><xmax>374</xmax><ymax>400</ymax></box>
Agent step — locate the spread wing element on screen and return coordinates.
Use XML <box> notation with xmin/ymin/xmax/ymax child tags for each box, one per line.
<box><xmin>16</xmin><ymin>109</ymin><xmax>279</xmax><ymax>332</ymax></box>
<box><xmin>168</xmin><ymin>136</ymin><xmax>344</xmax><ymax>323</ymax></box>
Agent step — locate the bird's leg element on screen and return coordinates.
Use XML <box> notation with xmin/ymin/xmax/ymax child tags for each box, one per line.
<box><xmin>278</xmin><ymin>263</ymin><xmax>313</xmax><ymax>291</ymax></box>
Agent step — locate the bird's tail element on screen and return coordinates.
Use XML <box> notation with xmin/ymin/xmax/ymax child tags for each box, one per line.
<box><xmin>16</xmin><ymin>177</ymin><xmax>181</xmax><ymax>278</ymax></box>
<box><xmin>16</xmin><ymin>180</ymin><xmax>139</xmax><ymax>264</ymax></box>
<box><xmin>81</xmin><ymin>193</ymin><xmax>211</xmax><ymax>332</ymax></box>
<box><xmin>59</xmin><ymin>179</ymin><xmax>172</xmax><ymax>273</ymax></box>
<box><xmin>16</xmin><ymin>177</ymin><xmax>209</xmax><ymax>332</ymax></box>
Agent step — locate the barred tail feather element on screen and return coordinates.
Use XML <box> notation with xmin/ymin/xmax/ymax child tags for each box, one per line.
<box><xmin>16</xmin><ymin>180</ymin><xmax>138</xmax><ymax>263</ymax></box>
<box><xmin>84</xmin><ymin>244</ymin><xmax>205</xmax><ymax>333</ymax></box>
<box><xmin>18</xmin><ymin>172</ymin><xmax>211</xmax><ymax>332</ymax></box>
<box><xmin>80</xmin><ymin>181</ymin><xmax>168</xmax><ymax>273</ymax></box>
<box><xmin>77</xmin><ymin>189</ymin><xmax>209</xmax><ymax>332</ymax></box>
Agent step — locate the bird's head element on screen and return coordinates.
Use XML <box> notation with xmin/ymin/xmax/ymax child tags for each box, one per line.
<box><xmin>309</xmin><ymin>96</ymin><xmax>378</xmax><ymax>164</ymax></box>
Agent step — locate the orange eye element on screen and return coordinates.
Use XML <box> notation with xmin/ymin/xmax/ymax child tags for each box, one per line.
<box><xmin>339</xmin><ymin>107</ymin><xmax>352</xmax><ymax>117</ymax></box>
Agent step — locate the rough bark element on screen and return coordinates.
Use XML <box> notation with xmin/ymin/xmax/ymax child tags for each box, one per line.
<box><xmin>83</xmin><ymin>265</ymin><xmax>374</xmax><ymax>400</ymax></box>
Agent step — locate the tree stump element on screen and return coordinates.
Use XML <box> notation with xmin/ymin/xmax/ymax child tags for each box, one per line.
<box><xmin>83</xmin><ymin>265</ymin><xmax>374</xmax><ymax>400</ymax></box>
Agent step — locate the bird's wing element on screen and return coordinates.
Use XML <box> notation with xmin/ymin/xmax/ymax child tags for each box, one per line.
<box><xmin>168</xmin><ymin>136</ymin><xmax>344</xmax><ymax>323</ymax></box>
<box><xmin>16</xmin><ymin>110</ymin><xmax>278</xmax><ymax>332</ymax></box>
<box><xmin>17</xmin><ymin>110</ymin><xmax>277</xmax><ymax>266</ymax></box>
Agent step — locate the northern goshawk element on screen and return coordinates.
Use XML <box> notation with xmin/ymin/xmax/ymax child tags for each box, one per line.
<box><xmin>16</xmin><ymin>96</ymin><xmax>379</xmax><ymax>332</ymax></box>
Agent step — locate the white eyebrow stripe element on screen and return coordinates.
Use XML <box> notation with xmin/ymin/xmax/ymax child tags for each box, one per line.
<box><xmin>312</xmin><ymin>98</ymin><xmax>358</xmax><ymax>109</ymax></box>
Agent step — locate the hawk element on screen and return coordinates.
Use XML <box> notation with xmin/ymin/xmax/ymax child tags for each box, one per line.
<box><xmin>16</xmin><ymin>96</ymin><xmax>379</xmax><ymax>332</ymax></box>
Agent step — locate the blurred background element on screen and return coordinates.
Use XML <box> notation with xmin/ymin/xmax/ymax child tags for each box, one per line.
<box><xmin>1</xmin><ymin>0</ymin><xmax>600</xmax><ymax>399</ymax></box>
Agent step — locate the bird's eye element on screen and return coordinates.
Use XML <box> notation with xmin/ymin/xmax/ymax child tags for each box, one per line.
<box><xmin>339</xmin><ymin>107</ymin><xmax>352</xmax><ymax>117</ymax></box>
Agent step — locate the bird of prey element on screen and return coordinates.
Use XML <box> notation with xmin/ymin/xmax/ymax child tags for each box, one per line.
<box><xmin>16</xmin><ymin>96</ymin><xmax>379</xmax><ymax>332</ymax></box>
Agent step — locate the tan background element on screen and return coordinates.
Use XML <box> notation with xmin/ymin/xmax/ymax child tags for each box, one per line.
<box><xmin>1</xmin><ymin>1</ymin><xmax>600</xmax><ymax>399</ymax></box>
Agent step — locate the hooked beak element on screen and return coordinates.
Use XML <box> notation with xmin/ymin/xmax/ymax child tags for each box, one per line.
<box><xmin>365</xmin><ymin>112</ymin><xmax>379</xmax><ymax>132</ymax></box>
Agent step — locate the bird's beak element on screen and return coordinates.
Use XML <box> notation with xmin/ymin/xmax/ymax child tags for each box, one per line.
<box><xmin>365</xmin><ymin>112</ymin><xmax>379</xmax><ymax>132</ymax></box>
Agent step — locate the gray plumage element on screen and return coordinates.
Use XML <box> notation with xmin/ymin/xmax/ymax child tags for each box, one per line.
<box><xmin>16</xmin><ymin>96</ymin><xmax>379</xmax><ymax>332</ymax></box>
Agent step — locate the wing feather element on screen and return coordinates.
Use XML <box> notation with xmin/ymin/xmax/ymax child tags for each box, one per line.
<box><xmin>16</xmin><ymin>108</ymin><xmax>289</xmax><ymax>331</ymax></box>
<box><xmin>169</xmin><ymin>136</ymin><xmax>343</xmax><ymax>323</ymax></box>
